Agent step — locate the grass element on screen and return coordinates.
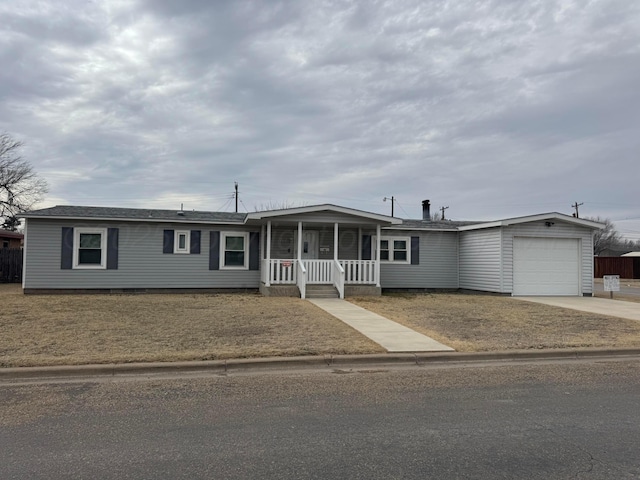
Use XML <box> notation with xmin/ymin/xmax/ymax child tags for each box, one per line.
<box><xmin>350</xmin><ymin>292</ymin><xmax>640</xmax><ymax>352</ymax></box>
<box><xmin>0</xmin><ymin>284</ymin><xmax>383</xmax><ymax>367</ymax></box>
<box><xmin>3</xmin><ymin>284</ymin><xmax>640</xmax><ymax>368</ymax></box>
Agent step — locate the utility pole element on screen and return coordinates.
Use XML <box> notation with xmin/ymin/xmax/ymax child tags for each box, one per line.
<box><xmin>571</xmin><ymin>201</ymin><xmax>583</xmax><ymax>218</ymax></box>
<box><xmin>440</xmin><ymin>206</ymin><xmax>449</xmax><ymax>220</ymax></box>
<box><xmin>383</xmin><ymin>196</ymin><xmax>395</xmax><ymax>217</ymax></box>
<box><xmin>235</xmin><ymin>182</ymin><xmax>239</xmax><ymax>213</ymax></box>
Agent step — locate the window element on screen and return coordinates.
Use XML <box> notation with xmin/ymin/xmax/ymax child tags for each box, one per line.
<box><xmin>379</xmin><ymin>236</ymin><xmax>410</xmax><ymax>263</ymax></box>
<box><xmin>221</xmin><ymin>232</ymin><xmax>249</xmax><ymax>269</ymax></box>
<box><xmin>73</xmin><ymin>228</ymin><xmax>107</xmax><ymax>269</ymax></box>
<box><xmin>174</xmin><ymin>230</ymin><xmax>190</xmax><ymax>254</ymax></box>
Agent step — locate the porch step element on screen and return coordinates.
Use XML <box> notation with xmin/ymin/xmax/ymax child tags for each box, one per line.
<box><xmin>305</xmin><ymin>284</ymin><xmax>339</xmax><ymax>299</ymax></box>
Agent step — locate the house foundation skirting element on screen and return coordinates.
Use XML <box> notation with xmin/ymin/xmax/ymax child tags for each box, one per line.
<box><xmin>23</xmin><ymin>288</ymin><xmax>260</xmax><ymax>295</ymax></box>
<box><xmin>259</xmin><ymin>285</ymin><xmax>301</xmax><ymax>297</ymax></box>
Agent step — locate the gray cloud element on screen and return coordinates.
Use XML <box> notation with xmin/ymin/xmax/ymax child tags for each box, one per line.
<box><xmin>0</xmin><ymin>0</ymin><xmax>638</xmax><ymax>237</ymax></box>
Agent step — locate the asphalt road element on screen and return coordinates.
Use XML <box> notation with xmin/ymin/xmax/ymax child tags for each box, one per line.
<box><xmin>2</xmin><ymin>360</ymin><xmax>640</xmax><ymax>479</ymax></box>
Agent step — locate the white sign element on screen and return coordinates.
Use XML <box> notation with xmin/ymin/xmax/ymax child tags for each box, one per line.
<box><xmin>604</xmin><ymin>275</ymin><xmax>620</xmax><ymax>292</ymax></box>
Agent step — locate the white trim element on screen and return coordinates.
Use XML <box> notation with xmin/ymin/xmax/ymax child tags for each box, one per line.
<box><xmin>220</xmin><ymin>231</ymin><xmax>249</xmax><ymax>270</ymax></box>
<box><xmin>458</xmin><ymin>213</ymin><xmax>605</xmax><ymax>231</ymax></box>
<box><xmin>21</xmin><ymin>214</ymin><xmax>242</xmax><ymax>225</ymax></box>
<box><xmin>174</xmin><ymin>230</ymin><xmax>190</xmax><ymax>254</ymax></box>
<box><xmin>73</xmin><ymin>227</ymin><xmax>107</xmax><ymax>269</ymax></box>
<box><xmin>247</xmin><ymin>203</ymin><xmax>402</xmax><ymax>224</ymax></box>
<box><xmin>266</xmin><ymin>222</ymin><xmax>272</xmax><ymax>286</ymax></box>
<box><xmin>379</xmin><ymin>235</ymin><xmax>411</xmax><ymax>264</ymax></box>
<box><xmin>21</xmin><ymin>218</ymin><xmax>27</xmax><ymax>288</ymax></box>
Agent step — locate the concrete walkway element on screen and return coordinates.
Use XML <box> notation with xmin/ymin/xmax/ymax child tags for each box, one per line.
<box><xmin>309</xmin><ymin>299</ymin><xmax>454</xmax><ymax>353</ymax></box>
<box><xmin>515</xmin><ymin>297</ymin><xmax>640</xmax><ymax>322</ymax></box>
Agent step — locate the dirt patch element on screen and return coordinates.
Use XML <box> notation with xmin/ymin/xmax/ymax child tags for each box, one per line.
<box><xmin>0</xmin><ymin>284</ymin><xmax>383</xmax><ymax>367</ymax></box>
<box><xmin>350</xmin><ymin>292</ymin><xmax>640</xmax><ymax>351</ymax></box>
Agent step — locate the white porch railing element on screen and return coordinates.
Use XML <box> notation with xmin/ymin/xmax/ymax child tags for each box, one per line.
<box><xmin>266</xmin><ymin>259</ymin><xmax>376</xmax><ymax>292</ymax></box>
<box><xmin>296</xmin><ymin>261</ymin><xmax>307</xmax><ymax>299</ymax></box>
<box><xmin>340</xmin><ymin>260</ymin><xmax>376</xmax><ymax>285</ymax></box>
<box><xmin>333</xmin><ymin>259</ymin><xmax>345</xmax><ymax>299</ymax></box>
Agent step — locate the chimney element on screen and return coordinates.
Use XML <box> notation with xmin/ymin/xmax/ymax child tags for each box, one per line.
<box><xmin>422</xmin><ymin>200</ymin><xmax>431</xmax><ymax>220</ymax></box>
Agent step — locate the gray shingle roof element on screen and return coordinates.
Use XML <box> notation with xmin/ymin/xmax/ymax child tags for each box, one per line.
<box><xmin>397</xmin><ymin>219</ymin><xmax>483</xmax><ymax>230</ymax></box>
<box><xmin>23</xmin><ymin>206</ymin><xmax>247</xmax><ymax>223</ymax></box>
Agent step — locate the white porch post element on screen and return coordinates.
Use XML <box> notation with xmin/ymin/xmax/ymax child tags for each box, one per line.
<box><xmin>375</xmin><ymin>224</ymin><xmax>381</xmax><ymax>287</ymax></box>
<box><xmin>266</xmin><ymin>221</ymin><xmax>272</xmax><ymax>287</ymax></box>
<box><xmin>357</xmin><ymin>227</ymin><xmax>362</xmax><ymax>260</ymax></box>
<box><xmin>334</xmin><ymin>222</ymin><xmax>339</xmax><ymax>260</ymax></box>
<box><xmin>297</xmin><ymin>222</ymin><xmax>303</xmax><ymax>261</ymax></box>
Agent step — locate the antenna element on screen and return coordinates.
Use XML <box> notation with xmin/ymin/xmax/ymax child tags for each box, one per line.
<box><xmin>440</xmin><ymin>206</ymin><xmax>449</xmax><ymax>220</ymax></box>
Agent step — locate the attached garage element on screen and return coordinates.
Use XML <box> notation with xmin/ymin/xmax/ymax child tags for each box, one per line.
<box><xmin>513</xmin><ymin>237</ymin><xmax>580</xmax><ymax>296</ymax></box>
<box><xmin>458</xmin><ymin>214</ymin><xmax>603</xmax><ymax>297</ymax></box>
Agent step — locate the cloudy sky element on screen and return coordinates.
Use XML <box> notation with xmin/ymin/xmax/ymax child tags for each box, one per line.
<box><xmin>1</xmin><ymin>0</ymin><xmax>639</xmax><ymax>239</ymax></box>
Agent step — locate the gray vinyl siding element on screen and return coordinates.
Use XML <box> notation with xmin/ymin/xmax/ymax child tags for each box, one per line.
<box><xmin>459</xmin><ymin>228</ymin><xmax>502</xmax><ymax>292</ymax></box>
<box><xmin>380</xmin><ymin>230</ymin><xmax>458</xmax><ymax>289</ymax></box>
<box><xmin>501</xmin><ymin>221</ymin><xmax>595</xmax><ymax>295</ymax></box>
<box><xmin>24</xmin><ymin>219</ymin><xmax>260</xmax><ymax>289</ymax></box>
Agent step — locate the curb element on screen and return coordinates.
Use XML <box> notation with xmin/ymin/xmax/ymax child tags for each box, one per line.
<box><xmin>2</xmin><ymin>348</ymin><xmax>640</xmax><ymax>380</ymax></box>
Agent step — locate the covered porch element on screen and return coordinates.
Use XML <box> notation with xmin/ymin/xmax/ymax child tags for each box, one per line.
<box><xmin>246</xmin><ymin>205</ymin><xmax>401</xmax><ymax>299</ymax></box>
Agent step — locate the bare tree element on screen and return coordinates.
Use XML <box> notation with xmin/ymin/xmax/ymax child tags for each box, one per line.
<box><xmin>0</xmin><ymin>133</ymin><xmax>48</xmax><ymax>230</ymax></box>
<box><xmin>588</xmin><ymin>216</ymin><xmax>622</xmax><ymax>255</ymax></box>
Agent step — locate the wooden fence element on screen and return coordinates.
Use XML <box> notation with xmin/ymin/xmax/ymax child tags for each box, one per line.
<box><xmin>0</xmin><ymin>248</ymin><xmax>23</xmax><ymax>283</ymax></box>
<box><xmin>594</xmin><ymin>257</ymin><xmax>640</xmax><ymax>279</ymax></box>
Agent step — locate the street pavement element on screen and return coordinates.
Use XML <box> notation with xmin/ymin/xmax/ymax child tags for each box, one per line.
<box><xmin>2</xmin><ymin>359</ymin><xmax>640</xmax><ymax>479</ymax></box>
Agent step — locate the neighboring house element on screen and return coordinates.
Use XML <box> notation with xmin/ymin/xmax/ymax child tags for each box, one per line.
<box><xmin>621</xmin><ymin>251</ymin><xmax>640</xmax><ymax>257</ymax></box>
<box><xmin>21</xmin><ymin>202</ymin><xmax>603</xmax><ymax>297</ymax></box>
<box><xmin>0</xmin><ymin>229</ymin><xmax>23</xmax><ymax>249</ymax></box>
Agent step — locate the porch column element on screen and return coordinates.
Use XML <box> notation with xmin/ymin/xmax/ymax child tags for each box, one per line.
<box><xmin>266</xmin><ymin>221</ymin><xmax>272</xmax><ymax>287</ymax></box>
<box><xmin>297</xmin><ymin>222</ymin><xmax>303</xmax><ymax>261</ymax></box>
<box><xmin>357</xmin><ymin>227</ymin><xmax>362</xmax><ymax>260</ymax></box>
<box><xmin>375</xmin><ymin>224</ymin><xmax>381</xmax><ymax>287</ymax></box>
<box><xmin>334</xmin><ymin>223</ymin><xmax>339</xmax><ymax>261</ymax></box>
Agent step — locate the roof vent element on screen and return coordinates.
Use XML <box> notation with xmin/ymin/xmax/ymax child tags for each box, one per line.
<box><xmin>177</xmin><ymin>203</ymin><xmax>185</xmax><ymax>216</ymax></box>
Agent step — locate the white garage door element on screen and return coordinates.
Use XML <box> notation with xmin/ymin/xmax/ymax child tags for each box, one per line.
<box><xmin>513</xmin><ymin>237</ymin><xmax>580</xmax><ymax>296</ymax></box>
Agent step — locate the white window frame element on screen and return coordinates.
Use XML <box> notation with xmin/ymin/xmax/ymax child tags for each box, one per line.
<box><xmin>378</xmin><ymin>236</ymin><xmax>411</xmax><ymax>264</ymax></box>
<box><xmin>220</xmin><ymin>231</ymin><xmax>249</xmax><ymax>270</ymax></box>
<box><xmin>174</xmin><ymin>230</ymin><xmax>190</xmax><ymax>254</ymax></box>
<box><xmin>73</xmin><ymin>227</ymin><xmax>107</xmax><ymax>269</ymax></box>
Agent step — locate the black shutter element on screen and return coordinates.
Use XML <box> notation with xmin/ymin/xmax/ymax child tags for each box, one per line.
<box><xmin>61</xmin><ymin>227</ymin><xmax>74</xmax><ymax>269</ymax></box>
<box><xmin>190</xmin><ymin>230</ymin><xmax>201</xmax><ymax>254</ymax></box>
<box><xmin>107</xmin><ymin>228</ymin><xmax>119</xmax><ymax>270</ymax></box>
<box><xmin>362</xmin><ymin>235</ymin><xmax>372</xmax><ymax>260</ymax></box>
<box><xmin>249</xmin><ymin>232</ymin><xmax>260</xmax><ymax>270</ymax></box>
<box><xmin>209</xmin><ymin>231</ymin><xmax>220</xmax><ymax>270</ymax></box>
<box><xmin>163</xmin><ymin>230</ymin><xmax>174</xmax><ymax>254</ymax></box>
<box><xmin>411</xmin><ymin>236</ymin><xmax>419</xmax><ymax>265</ymax></box>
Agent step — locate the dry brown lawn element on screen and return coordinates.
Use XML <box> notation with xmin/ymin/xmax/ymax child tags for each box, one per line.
<box><xmin>0</xmin><ymin>284</ymin><xmax>383</xmax><ymax>367</ymax></box>
<box><xmin>350</xmin><ymin>292</ymin><xmax>640</xmax><ymax>352</ymax></box>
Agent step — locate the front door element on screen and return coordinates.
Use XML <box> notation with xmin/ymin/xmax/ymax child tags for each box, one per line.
<box><xmin>301</xmin><ymin>231</ymin><xmax>319</xmax><ymax>259</ymax></box>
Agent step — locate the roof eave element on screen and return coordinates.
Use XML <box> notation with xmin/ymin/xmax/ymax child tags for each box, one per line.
<box><xmin>21</xmin><ymin>214</ymin><xmax>246</xmax><ymax>225</ymax></box>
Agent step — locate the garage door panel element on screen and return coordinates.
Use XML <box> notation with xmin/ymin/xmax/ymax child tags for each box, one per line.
<box><xmin>513</xmin><ymin>237</ymin><xmax>580</xmax><ymax>296</ymax></box>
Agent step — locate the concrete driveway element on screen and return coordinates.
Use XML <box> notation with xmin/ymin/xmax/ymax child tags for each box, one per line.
<box><xmin>515</xmin><ymin>297</ymin><xmax>640</xmax><ymax>322</ymax></box>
